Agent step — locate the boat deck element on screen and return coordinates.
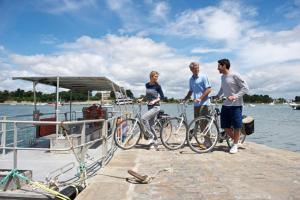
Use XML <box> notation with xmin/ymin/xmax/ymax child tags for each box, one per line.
<box><xmin>0</xmin><ymin>145</ymin><xmax>104</xmax><ymax>181</ymax></box>
<box><xmin>0</xmin><ymin>136</ymin><xmax>115</xmax><ymax>199</ymax></box>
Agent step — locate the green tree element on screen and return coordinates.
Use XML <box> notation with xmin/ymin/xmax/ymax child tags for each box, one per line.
<box><xmin>126</xmin><ymin>89</ymin><xmax>134</xmax><ymax>99</ymax></box>
<box><xmin>0</xmin><ymin>91</ymin><xmax>8</xmax><ymax>102</ymax></box>
<box><xmin>244</xmin><ymin>94</ymin><xmax>273</xmax><ymax>103</ymax></box>
<box><xmin>110</xmin><ymin>91</ymin><xmax>116</xmax><ymax>99</ymax></box>
<box><xmin>95</xmin><ymin>92</ymin><xmax>102</xmax><ymax>99</ymax></box>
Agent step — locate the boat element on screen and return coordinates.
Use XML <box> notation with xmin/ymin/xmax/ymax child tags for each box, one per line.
<box><xmin>289</xmin><ymin>102</ymin><xmax>300</xmax><ymax>110</ymax></box>
<box><xmin>0</xmin><ymin>76</ymin><xmax>128</xmax><ymax>199</ymax></box>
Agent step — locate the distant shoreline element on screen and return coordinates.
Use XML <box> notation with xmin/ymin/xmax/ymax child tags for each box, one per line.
<box><xmin>0</xmin><ymin>100</ymin><xmax>113</xmax><ymax>105</ymax></box>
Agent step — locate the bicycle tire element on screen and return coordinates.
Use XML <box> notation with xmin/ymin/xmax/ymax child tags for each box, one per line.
<box><xmin>153</xmin><ymin>120</ymin><xmax>162</xmax><ymax>138</ymax></box>
<box><xmin>114</xmin><ymin>118</ymin><xmax>141</xmax><ymax>150</ymax></box>
<box><xmin>160</xmin><ymin>117</ymin><xmax>187</xmax><ymax>150</ymax></box>
<box><xmin>187</xmin><ymin>116</ymin><xmax>219</xmax><ymax>153</ymax></box>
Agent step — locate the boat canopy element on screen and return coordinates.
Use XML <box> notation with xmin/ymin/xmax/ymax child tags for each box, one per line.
<box><xmin>12</xmin><ymin>76</ymin><xmax>122</xmax><ymax>92</ymax></box>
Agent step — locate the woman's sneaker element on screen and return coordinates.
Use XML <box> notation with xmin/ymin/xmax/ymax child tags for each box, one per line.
<box><xmin>150</xmin><ymin>140</ymin><xmax>159</xmax><ymax>150</ymax></box>
<box><xmin>146</xmin><ymin>138</ymin><xmax>154</xmax><ymax>145</ymax></box>
<box><xmin>229</xmin><ymin>144</ymin><xmax>238</xmax><ymax>154</ymax></box>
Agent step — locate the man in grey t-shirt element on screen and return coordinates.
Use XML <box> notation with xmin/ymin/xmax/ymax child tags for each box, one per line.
<box><xmin>216</xmin><ymin>59</ymin><xmax>249</xmax><ymax>154</ymax></box>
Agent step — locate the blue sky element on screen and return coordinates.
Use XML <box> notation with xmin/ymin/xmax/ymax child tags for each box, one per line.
<box><xmin>0</xmin><ymin>0</ymin><xmax>300</xmax><ymax>99</ymax></box>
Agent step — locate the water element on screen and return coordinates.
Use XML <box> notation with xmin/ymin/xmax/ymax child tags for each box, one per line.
<box><xmin>159</xmin><ymin>103</ymin><xmax>300</xmax><ymax>152</ymax></box>
<box><xmin>1</xmin><ymin>103</ymin><xmax>300</xmax><ymax>152</ymax></box>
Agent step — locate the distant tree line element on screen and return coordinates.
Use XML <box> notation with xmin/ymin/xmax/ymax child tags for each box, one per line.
<box><xmin>0</xmin><ymin>89</ymin><xmax>134</xmax><ymax>103</ymax></box>
<box><xmin>243</xmin><ymin>94</ymin><xmax>273</xmax><ymax>103</ymax></box>
<box><xmin>0</xmin><ymin>89</ymin><xmax>298</xmax><ymax>103</ymax></box>
<box><xmin>243</xmin><ymin>94</ymin><xmax>298</xmax><ymax>103</ymax></box>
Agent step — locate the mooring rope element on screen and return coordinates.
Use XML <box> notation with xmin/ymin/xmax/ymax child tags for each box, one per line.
<box><xmin>0</xmin><ymin>169</ymin><xmax>71</xmax><ymax>200</ymax></box>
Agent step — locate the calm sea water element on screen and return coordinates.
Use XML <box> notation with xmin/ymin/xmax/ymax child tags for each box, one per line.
<box><xmin>1</xmin><ymin>103</ymin><xmax>300</xmax><ymax>152</ymax></box>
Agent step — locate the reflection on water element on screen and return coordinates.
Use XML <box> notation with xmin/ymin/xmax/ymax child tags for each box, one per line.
<box><xmin>1</xmin><ymin>103</ymin><xmax>299</xmax><ymax>152</ymax></box>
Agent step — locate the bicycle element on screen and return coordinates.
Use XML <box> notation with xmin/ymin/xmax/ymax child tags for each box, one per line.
<box><xmin>186</xmin><ymin>97</ymin><xmax>247</xmax><ymax>153</ymax></box>
<box><xmin>113</xmin><ymin>102</ymin><xmax>168</xmax><ymax>150</ymax></box>
<box><xmin>159</xmin><ymin>101</ymin><xmax>188</xmax><ymax>150</ymax></box>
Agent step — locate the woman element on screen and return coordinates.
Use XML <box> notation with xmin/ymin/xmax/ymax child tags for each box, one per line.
<box><xmin>141</xmin><ymin>71</ymin><xmax>165</xmax><ymax>147</ymax></box>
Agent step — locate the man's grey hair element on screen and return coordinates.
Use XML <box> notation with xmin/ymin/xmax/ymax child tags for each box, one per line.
<box><xmin>189</xmin><ymin>62</ymin><xmax>199</xmax><ymax>69</ymax></box>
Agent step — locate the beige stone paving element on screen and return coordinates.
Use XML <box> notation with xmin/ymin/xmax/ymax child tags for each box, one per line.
<box><xmin>76</xmin><ymin>142</ymin><xmax>300</xmax><ymax>200</ymax></box>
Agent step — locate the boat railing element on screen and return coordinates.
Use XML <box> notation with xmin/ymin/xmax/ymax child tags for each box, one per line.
<box><xmin>5</xmin><ymin>110</ymin><xmax>81</xmax><ymax>121</ymax></box>
<box><xmin>0</xmin><ymin>111</ymin><xmax>80</xmax><ymax>148</ymax></box>
<box><xmin>0</xmin><ymin>114</ymin><xmax>122</xmax><ymax>180</ymax></box>
<box><xmin>0</xmin><ymin>107</ymin><xmax>118</xmax><ymax>147</ymax></box>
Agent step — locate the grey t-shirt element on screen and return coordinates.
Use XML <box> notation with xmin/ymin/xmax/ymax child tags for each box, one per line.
<box><xmin>217</xmin><ymin>73</ymin><xmax>249</xmax><ymax>106</ymax></box>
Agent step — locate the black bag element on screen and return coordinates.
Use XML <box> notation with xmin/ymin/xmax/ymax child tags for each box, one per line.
<box><xmin>242</xmin><ymin>116</ymin><xmax>254</xmax><ymax>135</ymax></box>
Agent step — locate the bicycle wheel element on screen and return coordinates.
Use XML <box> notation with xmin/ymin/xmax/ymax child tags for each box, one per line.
<box><xmin>114</xmin><ymin>118</ymin><xmax>141</xmax><ymax>150</ymax></box>
<box><xmin>160</xmin><ymin>117</ymin><xmax>187</xmax><ymax>150</ymax></box>
<box><xmin>226</xmin><ymin>130</ymin><xmax>246</xmax><ymax>147</ymax></box>
<box><xmin>187</xmin><ymin>116</ymin><xmax>219</xmax><ymax>153</ymax></box>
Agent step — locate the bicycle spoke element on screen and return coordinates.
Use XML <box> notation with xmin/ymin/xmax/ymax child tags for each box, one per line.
<box><xmin>160</xmin><ymin>117</ymin><xmax>187</xmax><ymax>150</ymax></box>
<box><xmin>114</xmin><ymin>119</ymin><xmax>141</xmax><ymax>150</ymax></box>
<box><xmin>187</xmin><ymin>117</ymin><xmax>219</xmax><ymax>153</ymax></box>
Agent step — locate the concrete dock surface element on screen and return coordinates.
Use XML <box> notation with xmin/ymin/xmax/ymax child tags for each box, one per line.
<box><xmin>76</xmin><ymin>142</ymin><xmax>300</xmax><ymax>200</ymax></box>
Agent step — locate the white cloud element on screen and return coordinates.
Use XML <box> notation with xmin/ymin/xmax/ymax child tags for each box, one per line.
<box><xmin>106</xmin><ymin>0</ymin><xmax>130</xmax><ymax>11</ymax></box>
<box><xmin>1</xmin><ymin>1</ymin><xmax>300</xmax><ymax>99</ymax></box>
<box><xmin>276</xmin><ymin>0</ymin><xmax>300</xmax><ymax>19</ymax></box>
<box><xmin>237</xmin><ymin>25</ymin><xmax>300</xmax><ymax>66</ymax></box>
<box><xmin>105</xmin><ymin>0</ymin><xmax>255</xmax><ymax>44</ymax></box>
<box><xmin>106</xmin><ymin>0</ymin><xmax>142</xmax><ymax>33</ymax></box>
<box><xmin>40</xmin><ymin>34</ymin><xmax>59</xmax><ymax>45</ymax></box>
<box><xmin>191</xmin><ymin>47</ymin><xmax>230</xmax><ymax>54</ymax></box>
<box><xmin>165</xmin><ymin>1</ymin><xmax>256</xmax><ymax>45</ymax></box>
<box><xmin>34</xmin><ymin>0</ymin><xmax>97</xmax><ymax>14</ymax></box>
<box><xmin>151</xmin><ymin>1</ymin><xmax>170</xmax><ymax>22</ymax></box>
<box><xmin>244</xmin><ymin>62</ymin><xmax>300</xmax><ymax>98</ymax></box>
<box><xmin>1</xmin><ymin>32</ymin><xmax>299</xmax><ymax>98</ymax></box>
<box><xmin>1</xmin><ymin>35</ymin><xmax>196</xmax><ymax>97</ymax></box>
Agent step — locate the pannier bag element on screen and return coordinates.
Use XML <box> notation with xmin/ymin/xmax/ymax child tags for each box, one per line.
<box><xmin>242</xmin><ymin>116</ymin><xmax>254</xmax><ymax>135</ymax></box>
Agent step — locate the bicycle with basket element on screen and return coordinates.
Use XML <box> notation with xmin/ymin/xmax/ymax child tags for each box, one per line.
<box><xmin>186</xmin><ymin>97</ymin><xmax>255</xmax><ymax>153</ymax></box>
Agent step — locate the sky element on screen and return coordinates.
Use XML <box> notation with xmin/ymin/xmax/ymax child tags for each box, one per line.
<box><xmin>0</xmin><ymin>0</ymin><xmax>299</xmax><ymax>99</ymax></box>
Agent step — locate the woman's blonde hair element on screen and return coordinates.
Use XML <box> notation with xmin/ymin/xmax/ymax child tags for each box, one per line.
<box><xmin>149</xmin><ymin>71</ymin><xmax>159</xmax><ymax>79</ymax></box>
